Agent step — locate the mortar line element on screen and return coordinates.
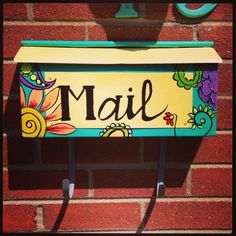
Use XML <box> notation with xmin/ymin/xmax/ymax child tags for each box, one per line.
<box><xmin>84</xmin><ymin>22</ymin><xmax>89</xmax><ymax>41</ymax></box>
<box><xmin>139</xmin><ymin>3</ymin><xmax>146</xmax><ymax>18</ymax></box>
<box><xmin>52</xmin><ymin>229</ymin><xmax>232</xmax><ymax>234</ymax></box>
<box><xmin>191</xmin><ymin>164</ymin><xmax>232</xmax><ymax>169</ymax></box>
<box><xmin>216</xmin><ymin>130</ymin><xmax>232</xmax><ymax>134</ymax></box>
<box><xmin>3</xmin><ymin>197</ymin><xmax>232</xmax><ymax>205</ymax></box>
<box><xmin>3</xmin><ymin>20</ymin><xmax>232</xmax><ymax>26</ymax></box>
<box><xmin>218</xmin><ymin>95</ymin><xmax>232</xmax><ymax>99</ymax></box>
<box><xmin>139</xmin><ymin>138</ymin><xmax>144</xmax><ymax>162</ymax></box>
<box><xmin>25</xmin><ymin>3</ymin><xmax>34</xmax><ymax>21</ymax></box>
<box><xmin>34</xmin><ymin>139</ymin><xmax>42</xmax><ymax>164</ymax></box>
<box><xmin>88</xmin><ymin>170</ymin><xmax>94</xmax><ymax>198</ymax></box>
<box><xmin>5</xmin><ymin>162</ymin><xmax>232</xmax><ymax>172</ymax></box>
<box><xmin>186</xmin><ymin>167</ymin><xmax>192</xmax><ymax>196</ymax></box>
<box><xmin>34</xmin><ymin>205</ymin><xmax>45</xmax><ymax>231</ymax></box>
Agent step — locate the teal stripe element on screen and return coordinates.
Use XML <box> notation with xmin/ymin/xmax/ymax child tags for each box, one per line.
<box><xmin>21</xmin><ymin>40</ymin><xmax>214</xmax><ymax>48</ymax></box>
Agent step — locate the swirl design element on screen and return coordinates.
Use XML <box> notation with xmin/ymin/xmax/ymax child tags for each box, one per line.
<box><xmin>21</xmin><ymin>107</ymin><xmax>46</xmax><ymax>137</ymax></box>
<box><xmin>20</xmin><ymin>64</ymin><xmax>55</xmax><ymax>90</ymax></box>
<box><xmin>194</xmin><ymin>111</ymin><xmax>212</xmax><ymax>136</ymax></box>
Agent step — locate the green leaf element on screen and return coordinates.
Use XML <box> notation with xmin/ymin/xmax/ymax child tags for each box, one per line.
<box><xmin>177</xmin><ymin>80</ymin><xmax>185</xmax><ymax>87</ymax></box>
<box><xmin>187</xmin><ymin>119</ymin><xmax>194</xmax><ymax>123</ymax></box>
<box><xmin>198</xmin><ymin>125</ymin><xmax>203</xmax><ymax>129</ymax></box>
<box><xmin>188</xmin><ymin>113</ymin><xmax>194</xmax><ymax>118</ymax></box>
<box><xmin>198</xmin><ymin>105</ymin><xmax>203</xmax><ymax>111</ymax></box>
<box><xmin>193</xmin><ymin>107</ymin><xmax>198</xmax><ymax>114</ymax></box>
<box><xmin>211</xmin><ymin>114</ymin><xmax>216</xmax><ymax>118</ymax></box>
<box><xmin>208</xmin><ymin>110</ymin><xmax>212</xmax><ymax>115</ymax></box>
<box><xmin>192</xmin><ymin>124</ymin><xmax>196</xmax><ymax>130</ymax></box>
<box><xmin>204</xmin><ymin>106</ymin><xmax>208</xmax><ymax>112</ymax></box>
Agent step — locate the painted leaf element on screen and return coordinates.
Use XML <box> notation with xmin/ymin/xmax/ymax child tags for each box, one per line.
<box><xmin>45</xmin><ymin>104</ymin><xmax>62</xmax><ymax>121</ymax></box>
<box><xmin>187</xmin><ymin>119</ymin><xmax>194</xmax><ymax>123</ymax></box>
<box><xmin>40</xmin><ymin>88</ymin><xmax>59</xmax><ymax>112</ymax></box>
<box><xmin>188</xmin><ymin>113</ymin><xmax>194</xmax><ymax>118</ymax></box>
<box><xmin>193</xmin><ymin>107</ymin><xmax>198</xmax><ymax>114</ymax></box>
<box><xmin>20</xmin><ymin>86</ymin><xmax>26</xmax><ymax>108</ymax></box>
<box><xmin>28</xmin><ymin>89</ymin><xmax>43</xmax><ymax>109</ymax></box>
<box><xmin>46</xmin><ymin>123</ymin><xmax>76</xmax><ymax>135</ymax></box>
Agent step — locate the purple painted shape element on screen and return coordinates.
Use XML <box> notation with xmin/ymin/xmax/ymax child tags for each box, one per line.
<box><xmin>20</xmin><ymin>66</ymin><xmax>55</xmax><ymax>90</ymax></box>
<box><xmin>198</xmin><ymin>67</ymin><xmax>218</xmax><ymax>110</ymax></box>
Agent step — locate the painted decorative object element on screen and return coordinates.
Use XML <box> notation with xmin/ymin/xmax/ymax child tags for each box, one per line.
<box><xmin>115</xmin><ymin>3</ymin><xmax>217</xmax><ymax>19</ymax></box>
<box><xmin>14</xmin><ymin>41</ymin><xmax>222</xmax><ymax>138</ymax></box>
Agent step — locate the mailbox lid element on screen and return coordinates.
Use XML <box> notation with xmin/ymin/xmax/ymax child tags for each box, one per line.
<box><xmin>14</xmin><ymin>40</ymin><xmax>222</xmax><ymax>64</ymax></box>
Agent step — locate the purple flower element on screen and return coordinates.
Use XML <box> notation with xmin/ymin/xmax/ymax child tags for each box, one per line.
<box><xmin>198</xmin><ymin>69</ymin><xmax>218</xmax><ymax>110</ymax></box>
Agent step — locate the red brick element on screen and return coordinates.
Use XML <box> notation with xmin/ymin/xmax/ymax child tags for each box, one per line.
<box><xmin>3</xmin><ymin>170</ymin><xmax>88</xmax><ymax>199</ymax></box>
<box><xmin>3</xmin><ymin>3</ymin><xmax>27</xmax><ymax>20</ymax></box>
<box><xmin>217</xmin><ymin>99</ymin><xmax>232</xmax><ymax>129</ymax></box>
<box><xmin>34</xmin><ymin>3</ymin><xmax>123</xmax><ymax>20</ymax></box>
<box><xmin>162</xmin><ymin>135</ymin><xmax>232</xmax><ymax>164</ymax></box>
<box><xmin>3</xmin><ymin>205</ymin><xmax>36</xmax><ymax>232</ymax></box>
<box><xmin>205</xmin><ymin>3</ymin><xmax>233</xmax><ymax>21</ymax></box>
<box><xmin>3</xmin><ymin>63</ymin><xmax>18</xmax><ymax>96</ymax></box>
<box><xmin>3</xmin><ymin>25</ymin><xmax>85</xmax><ymax>58</ymax></box>
<box><xmin>88</xmin><ymin>25</ymin><xmax>193</xmax><ymax>41</ymax></box>
<box><xmin>145</xmin><ymin>3</ymin><xmax>172</xmax><ymax>20</ymax></box>
<box><xmin>2</xmin><ymin>135</ymin><xmax>36</xmax><ymax>165</ymax></box>
<box><xmin>41</xmin><ymin>138</ymin><xmax>69</xmax><ymax>164</ymax></box>
<box><xmin>93</xmin><ymin>169</ymin><xmax>187</xmax><ymax>197</ymax></box>
<box><xmin>75</xmin><ymin>138</ymin><xmax>140</xmax><ymax>163</ymax></box>
<box><xmin>198</xmin><ymin>25</ymin><xmax>232</xmax><ymax>59</ymax></box>
<box><xmin>218</xmin><ymin>63</ymin><xmax>232</xmax><ymax>95</ymax></box>
<box><xmin>192</xmin><ymin>168</ymin><xmax>232</xmax><ymax>196</ymax></box>
<box><xmin>3</xmin><ymin>98</ymin><xmax>21</xmax><ymax>132</ymax></box>
<box><xmin>145</xmin><ymin>201</ymin><xmax>232</xmax><ymax>229</ymax></box>
<box><xmin>44</xmin><ymin>203</ymin><xmax>140</xmax><ymax>230</ymax></box>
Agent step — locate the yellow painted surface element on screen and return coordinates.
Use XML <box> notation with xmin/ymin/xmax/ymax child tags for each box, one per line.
<box><xmin>14</xmin><ymin>47</ymin><xmax>222</xmax><ymax>64</ymax></box>
<box><xmin>45</xmin><ymin>72</ymin><xmax>192</xmax><ymax>129</ymax></box>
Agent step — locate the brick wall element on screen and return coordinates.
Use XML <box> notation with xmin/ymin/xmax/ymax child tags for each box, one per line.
<box><xmin>3</xmin><ymin>3</ymin><xmax>232</xmax><ymax>233</ymax></box>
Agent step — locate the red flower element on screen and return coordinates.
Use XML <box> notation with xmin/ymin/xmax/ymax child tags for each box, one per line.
<box><xmin>163</xmin><ymin>112</ymin><xmax>175</xmax><ymax>126</ymax></box>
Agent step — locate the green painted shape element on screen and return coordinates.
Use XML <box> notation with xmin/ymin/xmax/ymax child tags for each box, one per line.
<box><xmin>176</xmin><ymin>3</ymin><xmax>217</xmax><ymax>18</ymax></box>
<box><xmin>21</xmin><ymin>40</ymin><xmax>214</xmax><ymax>48</ymax></box>
<box><xmin>115</xmin><ymin>3</ymin><xmax>138</xmax><ymax>18</ymax></box>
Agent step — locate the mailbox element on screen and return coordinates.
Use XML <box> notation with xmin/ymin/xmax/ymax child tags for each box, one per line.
<box><xmin>14</xmin><ymin>41</ymin><xmax>222</xmax><ymax>138</ymax></box>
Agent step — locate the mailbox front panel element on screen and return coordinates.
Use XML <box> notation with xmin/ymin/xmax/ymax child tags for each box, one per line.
<box><xmin>19</xmin><ymin>63</ymin><xmax>218</xmax><ymax>137</ymax></box>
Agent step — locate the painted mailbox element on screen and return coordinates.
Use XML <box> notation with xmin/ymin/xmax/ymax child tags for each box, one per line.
<box><xmin>14</xmin><ymin>41</ymin><xmax>222</xmax><ymax>138</ymax></box>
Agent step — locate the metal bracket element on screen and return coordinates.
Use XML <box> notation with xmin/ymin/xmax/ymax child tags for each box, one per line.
<box><xmin>115</xmin><ymin>3</ymin><xmax>138</xmax><ymax>18</ymax></box>
<box><xmin>156</xmin><ymin>137</ymin><xmax>167</xmax><ymax>197</ymax></box>
<box><xmin>62</xmin><ymin>139</ymin><xmax>75</xmax><ymax>199</ymax></box>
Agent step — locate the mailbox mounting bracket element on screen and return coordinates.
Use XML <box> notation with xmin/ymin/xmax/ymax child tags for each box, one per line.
<box><xmin>157</xmin><ymin>137</ymin><xmax>167</xmax><ymax>197</ymax></box>
<box><xmin>62</xmin><ymin>139</ymin><xmax>75</xmax><ymax>199</ymax></box>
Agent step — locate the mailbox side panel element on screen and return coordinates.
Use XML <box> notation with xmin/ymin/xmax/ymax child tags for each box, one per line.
<box><xmin>18</xmin><ymin>63</ymin><xmax>218</xmax><ymax>137</ymax></box>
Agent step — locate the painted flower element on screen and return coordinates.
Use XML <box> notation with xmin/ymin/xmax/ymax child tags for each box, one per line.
<box><xmin>198</xmin><ymin>69</ymin><xmax>218</xmax><ymax>110</ymax></box>
<box><xmin>173</xmin><ymin>65</ymin><xmax>202</xmax><ymax>90</ymax></box>
<box><xmin>163</xmin><ymin>112</ymin><xmax>175</xmax><ymax>126</ymax></box>
<box><xmin>188</xmin><ymin>105</ymin><xmax>216</xmax><ymax>130</ymax></box>
<box><xmin>100</xmin><ymin>123</ymin><xmax>132</xmax><ymax>137</ymax></box>
<box><xmin>20</xmin><ymin>86</ymin><xmax>76</xmax><ymax>137</ymax></box>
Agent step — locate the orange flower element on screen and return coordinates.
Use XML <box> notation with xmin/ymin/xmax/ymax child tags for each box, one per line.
<box><xmin>20</xmin><ymin>86</ymin><xmax>76</xmax><ymax>137</ymax></box>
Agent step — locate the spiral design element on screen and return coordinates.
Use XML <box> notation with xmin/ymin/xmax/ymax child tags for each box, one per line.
<box><xmin>194</xmin><ymin>111</ymin><xmax>212</xmax><ymax>136</ymax></box>
<box><xmin>21</xmin><ymin>107</ymin><xmax>46</xmax><ymax>137</ymax></box>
